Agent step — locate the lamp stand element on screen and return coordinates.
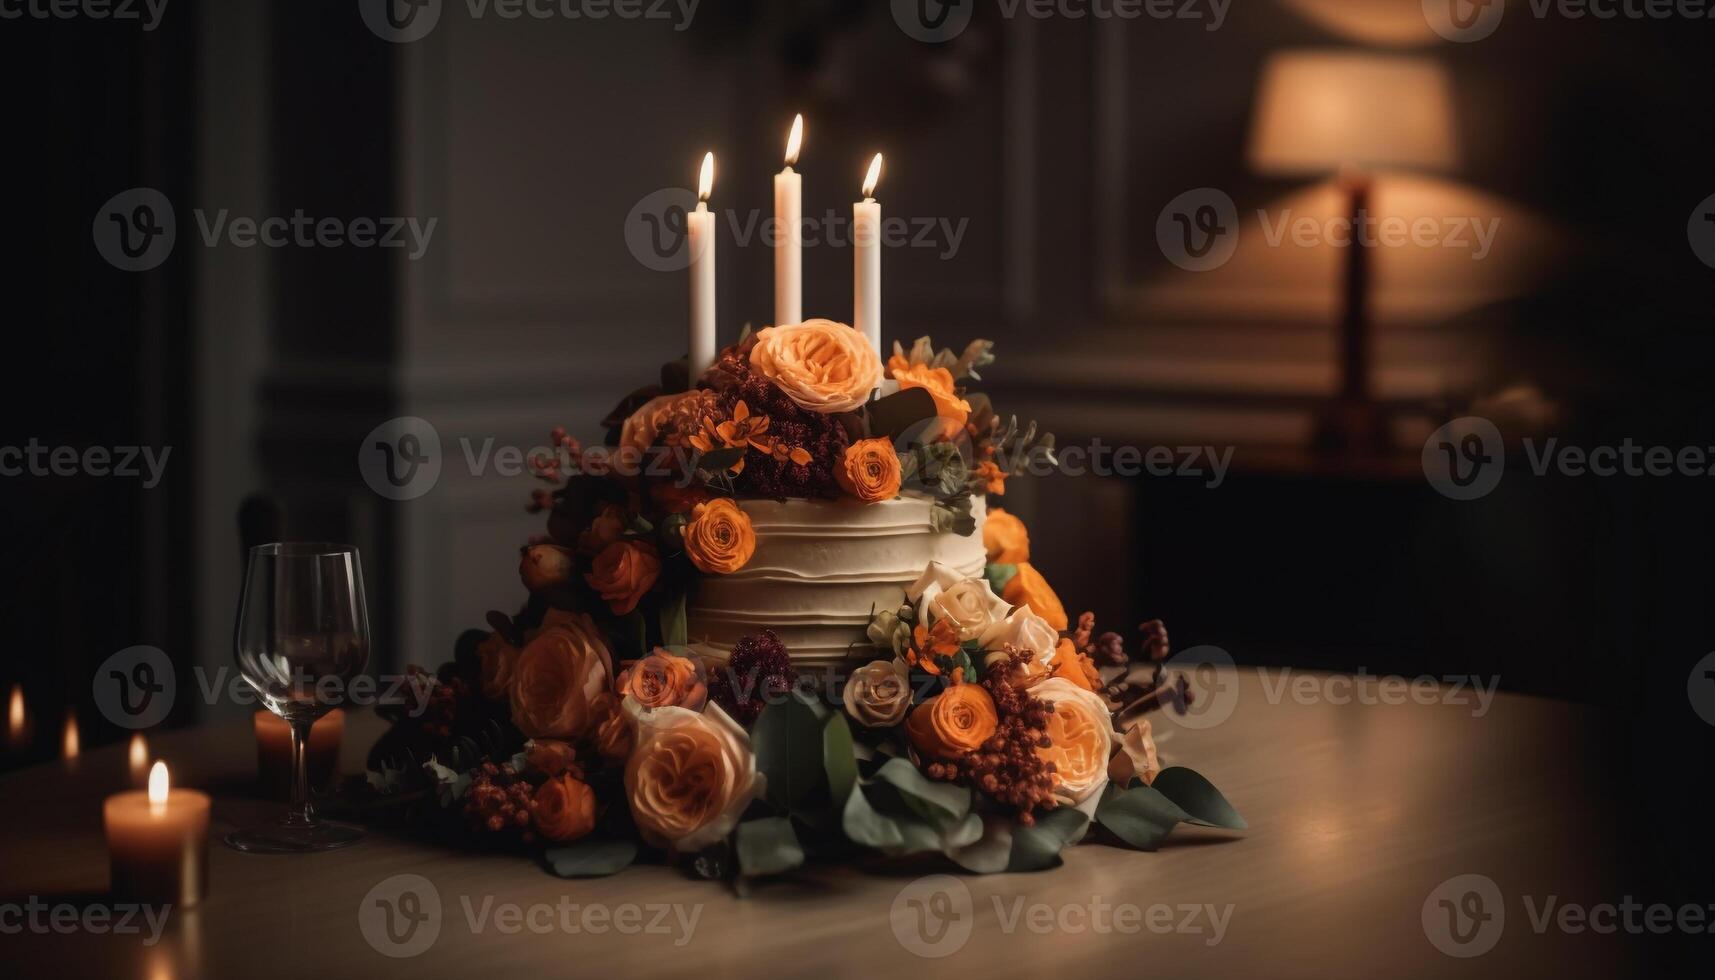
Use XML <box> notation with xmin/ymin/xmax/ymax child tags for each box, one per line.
<box><xmin>1313</xmin><ymin>172</ymin><xmax>1389</xmax><ymax>455</ymax></box>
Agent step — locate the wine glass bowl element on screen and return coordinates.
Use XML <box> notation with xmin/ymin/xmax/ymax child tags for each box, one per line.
<box><xmin>227</xmin><ymin>542</ymin><xmax>370</xmax><ymax>853</ymax></box>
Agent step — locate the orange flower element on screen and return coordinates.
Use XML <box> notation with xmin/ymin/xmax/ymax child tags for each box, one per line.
<box><xmin>1048</xmin><ymin>638</ymin><xmax>1100</xmax><ymax>692</ymax></box>
<box><xmin>476</xmin><ymin>631</ymin><xmax>520</xmax><ymax>701</ymax></box>
<box><xmin>689</xmin><ymin>400</ymin><xmax>811</xmax><ymax>474</ymax></box>
<box><xmin>906</xmin><ymin>618</ymin><xmax>964</xmax><ymax>676</ymax></box>
<box><xmin>749</xmin><ymin>319</ymin><xmax>883</xmax><ymax>414</ymax></box>
<box><xmin>519</xmin><ymin>543</ymin><xmax>576</xmax><ymax>593</ymax></box>
<box><xmin>983</xmin><ymin>507</ymin><xmax>1030</xmax><ymax>564</ymax></box>
<box><xmin>906</xmin><ymin>683</ymin><xmax>999</xmax><ymax>759</ymax></box>
<box><xmin>1003</xmin><ymin>562</ymin><xmax>1068</xmax><ymax>631</ymax></box>
<box><xmin>1033</xmin><ymin>678</ymin><xmax>1115</xmax><ymax>805</ymax></box>
<box><xmin>620</xmin><ymin>391</ymin><xmax>700</xmax><ymax>456</ymax></box>
<box><xmin>625</xmin><ymin>704</ymin><xmax>762</xmax><ymax>851</ymax></box>
<box><xmin>889</xmin><ymin>356</ymin><xmax>971</xmax><ymax>442</ymax></box>
<box><xmin>584</xmin><ymin>540</ymin><xmax>660</xmax><ymax>615</ymax></box>
<box><xmin>836</xmin><ymin>438</ymin><xmax>903</xmax><ymax>503</ymax></box>
<box><xmin>974</xmin><ymin>460</ymin><xmax>1006</xmax><ymax>495</ymax></box>
<box><xmin>531</xmin><ymin>772</ymin><xmax>598</xmax><ymax>842</ymax></box>
<box><xmin>509</xmin><ymin>613</ymin><xmax>614</xmax><ymax>740</ymax></box>
<box><xmin>591</xmin><ymin>693</ymin><xmax>634</xmax><ymax>762</ymax></box>
<box><xmin>682</xmin><ymin>498</ymin><xmax>757</xmax><ymax>574</ymax></box>
<box><xmin>620</xmin><ymin>650</ymin><xmax>708</xmax><ymax>711</ymax></box>
<box><xmin>577</xmin><ymin>503</ymin><xmax>627</xmax><ymax>554</ymax></box>
<box><xmin>526</xmin><ymin>738</ymin><xmax>580</xmax><ymax>777</ymax></box>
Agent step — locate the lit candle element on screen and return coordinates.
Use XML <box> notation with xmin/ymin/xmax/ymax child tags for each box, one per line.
<box><xmin>105</xmin><ymin>761</ymin><xmax>211</xmax><ymax>907</ymax></box>
<box><xmin>62</xmin><ymin>710</ymin><xmax>80</xmax><ymax>765</ymax></box>
<box><xmin>254</xmin><ymin>709</ymin><xmax>344</xmax><ymax>800</ymax></box>
<box><xmin>774</xmin><ymin>115</ymin><xmax>804</xmax><ymax>327</ymax></box>
<box><xmin>129</xmin><ymin>733</ymin><xmax>150</xmax><ymax>786</ymax></box>
<box><xmin>688</xmin><ymin>151</ymin><xmax>717</xmax><ymax>382</ymax></box>
<box><xmin>853</xmin><ymin>153</ymin><xmax>884</xmax><ymax>356</ymax></box>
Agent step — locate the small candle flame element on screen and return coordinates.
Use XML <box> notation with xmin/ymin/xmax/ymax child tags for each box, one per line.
<box><xmin>862</xmin><ymin>153</ymin><xmax>883</xmax><ymax>199</ymax></box>
<box><xmin>7</xmin><ymin>684</ymin><xmax>22</xmax><ymax>742</ymax></box>
<box><xmin>697</xmin><ymin>151</ymin><xmax>715</xmax><ymax>203</ymax></box>
<box><xmin>784</xmin><ymin>114</ymin><xmax>803</xmax><ymax>167</ymax></box>
<box><xmin>149</xmin><ymin>760</ymin><xmax>169</xmax><ymax>806</ymax></box>
<box><xmin>62</xmin><ymin>712</ymin><xmax>79</xmax><ymax>760</ymax></box>
<box><xmin>129</xmin><ymin>732</ymin><xmax>148</xmax><ymax>774</ymax></box>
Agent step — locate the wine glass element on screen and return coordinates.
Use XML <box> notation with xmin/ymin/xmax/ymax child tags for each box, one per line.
<box><xmin>226</xmin><ymin>542</ymin><xmax>370</xmax><ymax>852</ymax></box>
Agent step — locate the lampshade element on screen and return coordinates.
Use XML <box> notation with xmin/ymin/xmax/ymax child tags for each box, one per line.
<box><xmin>1248</xmin><ymin>51</ymin><xmax>1458</xmax><ymax>177</ymax></box>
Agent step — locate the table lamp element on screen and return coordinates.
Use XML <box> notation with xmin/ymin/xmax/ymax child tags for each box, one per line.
<box><xmin>1248</xmin><ymin>51</ymin><xmax>1458</xmax><ymax>454</ymax></box>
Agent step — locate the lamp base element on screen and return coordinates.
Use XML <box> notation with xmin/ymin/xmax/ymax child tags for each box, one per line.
<box><xmin>1312</xmin><ymin>397</ymin><xmax>1391</xmax><ymax>455</ymax></box>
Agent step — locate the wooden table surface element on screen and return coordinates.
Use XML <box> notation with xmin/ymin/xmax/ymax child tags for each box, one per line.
<box><xmin>0</xmin><ymin>668</ymin><xmax>1657</xmax><ymax>977</ymax></box>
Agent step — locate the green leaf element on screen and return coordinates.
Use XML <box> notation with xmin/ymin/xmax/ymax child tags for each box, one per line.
<box><xmin>696</xmin><ymin>447</ymin><xmax>747</xmax><ymax>473</ymax></box>
<box><xmin>948</xmin><ymin>816</ymin><xmax>1014</xmax><ymax>874</ymax></box>
<box><xmin>752</xmin><ymin>693</ymin><xmax>828</xmax><ymax>810</ymax></box>
<box><xmin>1096</xmin><ymin>784</ymin><xmax>1191</xmax><ymax>852</ymax></box>
<box><xmin>823</xmin><ymin>714</ymin><xmax>858</xmax><ymax>803</ymax></box>
<box><xmin>735</xmin><ymin>817</ymin><xmax>806</xmax><ymax>877</ymax></box>
<box><xmin>842</xmin><ymin>783</ymin><xmax>905</xmax><ymax>849</ymax></box>
<box><xmin>985</xmin><ymin>563</ymin><xmax>1019</xmax><ymax>596</ymax></box>
<box><xmin>1151</xmin><ymin>767</ymin><xmax>1247</xmax><ymax>830</ymax></box>
<box><xmin>1007</xmin><ymin>806</ymin><xmax>1091</xmax><ymax>872</ymax></box>
<box><xmin>542</xmin><ymin>837</ymin><xmax>638</xmax><ymax>878</ymax></box>
<box><xmin>867</xmin><ymin>386</ymin><xmax>940</xmax><ymax>442</ymax></box>
<box><xmin>658</xmin><ymin>590</ymin><xmax>688</xmax><ymax>648</ymax></box>
<box><xmin>872</xmin><ymin>757</ymin><xmax>971</xmax><ymax>823</ymax></box>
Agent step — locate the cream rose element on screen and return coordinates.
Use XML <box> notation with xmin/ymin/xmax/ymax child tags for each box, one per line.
<box><xmin>624</xmin><ymin>701</ymin><xmax>764</xmax><ymax>852</ymax></box>
<box><xmin>978</xmin><ymin>606</ymin><xmax>1059</xmax><ymax>676</ymax></box>
<box><xmin>906</xmin><ymin>562</ymin><xmax>1010</xmax><ymax>642</ymax></box>
<box><xmin>748</xmin><ymin>319</ymin><xmax>883</xmax><ymax>414</ymax></box>
<box><xmin>842</xmin><ymin>659</ymin><xmax>912</xmax><ymax>728</ymax></box>
<box><xmin>1033</xmin><ymin>677</ymin><xmax>1117</xmax><ymax>812</ymax></box>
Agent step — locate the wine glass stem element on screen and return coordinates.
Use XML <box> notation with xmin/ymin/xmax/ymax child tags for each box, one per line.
<box><xmin>287</xmin><ymin>718</ymin><xmax>316</xmax><ymax>827</ymax></box>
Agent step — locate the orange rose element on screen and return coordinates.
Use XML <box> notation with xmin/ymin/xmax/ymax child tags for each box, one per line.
<box><xmin>682</xmin><ymin>499</ymin><xmax>755</xmax><ymax>575</ymax></box>
<box><xmin>584</xmin><ymin>540</ymin><xmax>660</xmax><ymax>615</ymax></box>
<box><xmin>1003</xmin><ymin>562</ymin><xmax>1068</xmax><ymax>631</ymax></box>
<box><xmin>1033</xmin><ymin>677</ymin><xmax>1116</xmax><ymax>807</ymax></box>
<box><xmin>749</xmin><ymin>319</ymin><xmax>883</xmax><ymax>414</ymax></box>
<box><xmin>526</xmin><ymin>738</ymin><xmax>580</xmax><ymax>777</ymax></box>
<box><xmin>983</xmin><ymin>507</ymin><xmax>1030</xmax><ymax>564</ymax></box>
<box><xmin>620</xmin><ymin>391</ymin><xmax>700</xmax><ymax>456</ymax></box>
<box><xmin>519</xmin><ymin>543</ymin><xmax>576</xmax><ymax>593</ymax></box>
<box><xmin>889</xmin><ymin>357</ymin><xmax>971</xmax><ymax>442</ymax></box>
<box><xmin>906</xmin><ymin>682</ymin><xmax>999</xmax><ymax>759</ymax></box>
<box><xmin>836</xmin><ymin>438</ymin><xmax>903</xmax><ymax>503</ymax></box>
<box><xmin>625</xmin><ymin>703</ymin><xmax>762</xmax><ymax>851</ymax></box>
<box><xmin>531</xmin><ymin>772</ymin><xmax>598</xmax><ymax>842</ymax></box>
<box><xmin>477</xmin><ymin>631</ymin><xmax>521</xmax><ymax>701</ymax></box>
<box><xmin>620</xmin><ymin>650</ymin><xmax>708</xmax><ymax>711</ymax></box>
<box><xmin>508</xmin><ymin>613</ymin><xmax>614</xmax><ymax>740</ymax></box>
<box><xmin>591</xmin><ymin>693</ymin><xmax>634</xmax><ymax>762</ymax></box>
<box><xmin>1049</xmin><ymin>638</ymin><xmax>1100</xmax><ymax>692</ymax></box>
<box><xmin>578</xmin><ymin>504</ymin><xmax>627</xmax><ymax>554</ymax></box>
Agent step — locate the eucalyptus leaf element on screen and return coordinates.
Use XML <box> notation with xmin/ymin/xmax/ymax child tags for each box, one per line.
<box><xmin>542</xmin><ymin>837</ymin><xmax>638</xmax><ymax>878</ymax></box>
<box><xmin>1095</xmin><ymin>783</ymin><xmax>1192</xmax><ymax>852</ymax></box>
<box><xmin>1007</xmin><ymin>806</ymin><xmax>1091</xmax><ymax>872</ymax></box>
<box><xmin>823</xmin><ymin>714</ymin><xmax>859</xmax><ymax>803</ymax></box>
<box><xmin>752</xmin><ymin>694</ymin><xmax>828</xmax><ymax>810</ymax></box>
<box><xmin>735</xmin><ymin>817</ymin><xmax>806</xmax><ymax>877</ymax></box>
<box><xmin>842</xmin><ymin>784</ymin><xmax>905</xmax><ymax>849</ymax></box>
<box><xmin>659</xmin><ymin>590</ymin><xmax>688</xmax><ymax>648</ymax></box>
<box><xmin>872</xmin><ymin>757</ymin><xmax>971</xmax><ymax>822</ymax></box>
<box><xmin>1150</xmin><ymin>767</ymin><xmax>1247</xmax><ymax>830</ymax></box>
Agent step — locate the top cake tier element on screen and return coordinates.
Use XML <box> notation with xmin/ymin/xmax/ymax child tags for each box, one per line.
<box><xmin>687</xmin><ymin>494</ymin><xmax>987</xmax><ymax>668</ymax></box>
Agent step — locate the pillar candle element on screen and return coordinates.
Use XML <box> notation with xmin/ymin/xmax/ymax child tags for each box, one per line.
<box><xmin>774</xmin><ymin>115</ymin><xmax>804</xmax><ymax>327</ymax></box>
<box><xmin>688</xmin><ymin>151</ymin><xmax>717</xmax><ymax>381</ymax></box>
<box><xmin>853</xmin><ymin>153</ymin><xmax>884</xmax><ymax>356</ymax></box>
<box><xmin>105</xmin><ymin>762</ymin><xmax>211</xmax><ymax>908</ymax></box>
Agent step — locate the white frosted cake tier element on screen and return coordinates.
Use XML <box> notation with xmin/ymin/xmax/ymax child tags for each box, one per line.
<box><xmin>687</xmin><ymin>494</ymin><xmax>987</xmax><ymax>668</ymax></box>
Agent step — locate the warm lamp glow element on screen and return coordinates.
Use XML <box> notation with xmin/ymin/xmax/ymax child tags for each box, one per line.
<box><xmin>1248</xmin><ymin>51</ymin><xmax>1458</xmax><ymax>177</ymax></box>
<box><xmin>149</xmin><ymin>761</ymin><xmax>169</xmax><ymax>807</ymax></box>
<box><xmin>62</xmin><ymin>711</ymin><xmax>79</xmax><ymax>760</ymax></box>
<box><xmin>862</xmin><ymin>153</ymin><xmax>883</xmax><ymax>199</ymax></box>
<box><xmin>697</xmin><ymin>151</ymin><xmax>715</xmax><ymax>202</ymax></box>
<box><xmin>784</xmin><ymin>114</ymin><xmax>803</xmax><ymax>167</ymax></box>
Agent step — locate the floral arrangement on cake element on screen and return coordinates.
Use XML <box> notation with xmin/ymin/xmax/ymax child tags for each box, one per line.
<box><xmin>363</xmin><ymin>320</ymin><xmax>1244</xmax><ymax>883</ymax></box>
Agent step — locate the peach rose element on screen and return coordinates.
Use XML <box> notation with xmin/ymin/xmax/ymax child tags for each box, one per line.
<box><xmin>508</xmin><ymin>613</ymin><xmax>614</xmax><ymax>740</ymax></box>
<box><xmin>621</xmin><ymin>392</ymin><xmax>699</xmax><ymax>456</ymax></box>
<box><xmin>1108</xmin><ymin>717</ymin><xmax>1162</xmax><ymax>787</ymax></box>
<box><xmin>525</xmin><ymin>738</ymin><xmax>580</xmax><ymax>777</ymax></box>
<box><xmin>682</xmin><ymin>499</ymin><xmax>755</xmax><ymax>575</ymax></box>
<box><xmin>843</xmin><ymin>659</ymin><xmax>912</xmax><ymax>728</ymax></box>
<box><xmin>584</xmin><ymin>540</ymin><xmax>660</xmax><ymax>615</ymax></box>
<box><xmin>889</xmin><ymin>357</ymin><xmax>971</xmax><ymax>442</ymax></box>
<box><xmin>749</xmin><ymin>319</ymin><xmax>883</xmax><ymax>414</ymax></box>
<box><xmin>836</xmin><ymin>438</ymin><xmax>903</xmax><ymax>503</ymax></box>
<box><xmin>591</xmin><ymin>693</ymin><xmax>634</xmax><ymax>762</ymax></box>
<box><xmin>625</xmin><ymin>702</ymin><xmax>763</xmax><ymax>851</ymax></box>
<box><xmin>477</xmin><ymin>631</ymin><xmax>521</xmax><ymax>701</ymax></box>
<box><xmin>620</xmin><ymin>650</ymin><xmax>708</xmax><ymax>711</ymax></box>
<box><xmin>906</xmin><ymin>682</ymin><xmax>999</xmax><ymax>760</ymax></box>
<box><xmin>1003</xmin><ymin>562</ymin><xmax>1068</xmax><ymax>631</ymax></box>
<box><xmin>1033</xmin><ymin>677</ymin><xmax>1117</xmax><ymax>810</ymax></box>
<box><xmin>907</xmin><ymin>562</ymin><xmax>1011</xmax><ymax>642</ymax></box>
<box><xmin>983</xmin><ymin>507</ymin><xmax>1030</xmax><ymax>564</ymax></box>
<box><xmin>978</xmin><ymin>606</ymin><xmax>1059</xmax><ymax>674</ymax></box>
<box><xmin>578</xmin><ymin>504</ymin><xmax>627</xmax><ymax>554</ymax></box>
<box><xmin>531</xmin><ymin>772</ymin><xmax>598</xmax><ymax>842</ymax></box>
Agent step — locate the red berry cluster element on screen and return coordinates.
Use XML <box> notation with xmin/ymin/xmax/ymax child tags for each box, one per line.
<box><xmin>717</xmin><ymin>375</ymin><xmax>849</xmax><ymax>499</ymax></box>
<box><xmin>925</xmin><ymin>647</ymin><xmax>1061</xmax><ymax>826</ymax></box>
<box><xmin>708</xmin><ymin>629</ymin><xmax>797</xmax><ymax>727</ymax></box>
<box><xmin>464</xmin><ymin>761</ymin><xmax>537</xmax><ymax>843</ymax></box>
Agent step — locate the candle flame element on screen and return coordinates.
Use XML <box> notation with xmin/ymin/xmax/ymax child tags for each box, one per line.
<box><xmin>784</xmin><ymin>114</ymin><xmax>803</xmax><ymax>166</ymax></box>
<box><xmin>62</xmin><ymin>712</ymin><xmax>78</xmax><ymax>760</ymax></box>
<box><xmin>129</xmin><ymin>732</ymin><xmax>148</xmax><ymax>772</ymax></box>
<box><xmin>7</xmin><ymin>684</ymin><xmax>21</xmax><ymax>740</ymax></box>
<box><xmin>149</xmin><ymin>760</ymin><xmax>169</xmax><ymax>805</ymax></box>
<box><xmin>862</xmin><ymin>153</ymin><xmax>883</xmax><ymax>199</ymax></box>
<box><xmin>697</xmin><ymin>151</ymin><xmax>715</xmax><ymax>203</ymax></box>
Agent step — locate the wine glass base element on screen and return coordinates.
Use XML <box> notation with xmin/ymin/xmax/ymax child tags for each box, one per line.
<box><xmin>225</xmin><ymin>820</ymin><xmax>365</xmax><ymax>854</ymax></box>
